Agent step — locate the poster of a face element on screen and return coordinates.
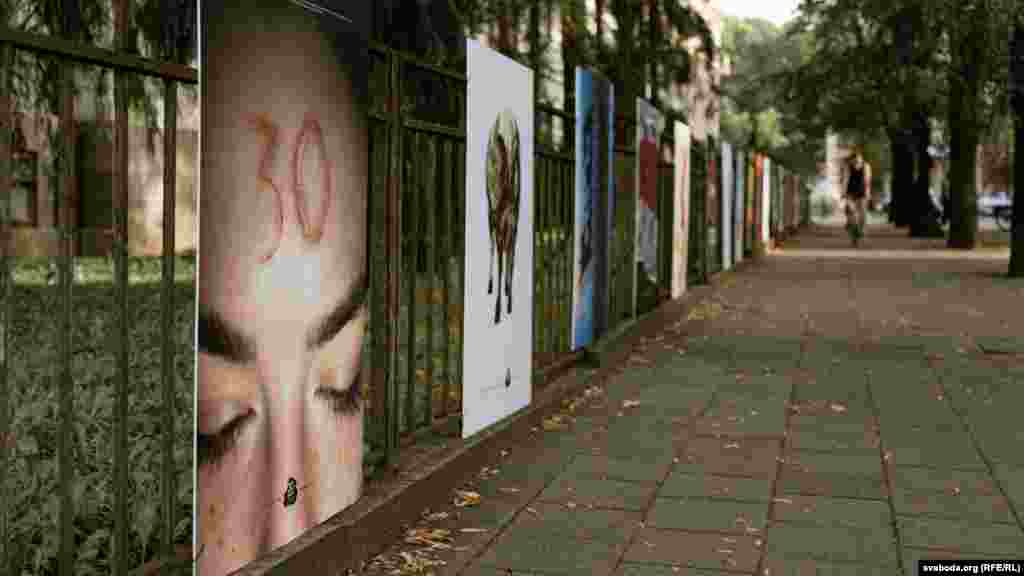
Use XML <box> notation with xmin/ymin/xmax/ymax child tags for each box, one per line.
<box><xmin>462</xmin><ymin>40</ymin><xmax>534</xmax><ymax>438</ymax></box>
<box><xmin>735</xmin><ymin>149</ymin><xmax>745</xmax><ymax>262</ymax></box>
<box><xmin>721</xmin><ymin>142</ymin><xmax>733</xmax><ymax>271</ymax></box>
<box><xmin>572</xmin><ymin>67</ymin><xmax>614</xmax><ymax>350</ymax></box>
<box><xmin>635</xmin><ymin>98</ymin><xmax>664</xmax><ymax>291</ymax></box>
<box><xmin>197</xmin><ymin>2</ymin><xmax>369</xmax><ymax>574</ymax></box>
<box><xmin>672</xmin><ymin>122</ymin><xmax>690</xmax><ymax>299</ymax></box>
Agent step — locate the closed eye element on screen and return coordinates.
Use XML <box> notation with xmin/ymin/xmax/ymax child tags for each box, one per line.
<box><xmin>315</xmin><ymin>365</ymin><xmax>363</xmax><ymax>416</ymax></box>
<box><xmin>197</xmin><ymin>409</ymin><xmax>256</xmax><ymax>469</ymax></box>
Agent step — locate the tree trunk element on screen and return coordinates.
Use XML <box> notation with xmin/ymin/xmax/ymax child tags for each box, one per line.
<box><xmin>648</xmin><ymin>0</ymin><xmax>659</xmax><ymax>105</ymax></box>
<box><xmin>496</xmin><ymin>2</ymin><xmax>513</xmax><ymax>54</ymax></box>
<box><xmin>529</xmin><ymin>0</ymin><xmax>541</xmax><ymax>102</ymax></box>
<box><xmin>909</xmin><ymin>112</ymin><xmax>944</xmax><ymax>237</ymax></box>
<box><xmin>1010</xmin><ymin>21</ymin><xmax>1024</xmax><ymax>276</ymax></box>
<box><xmin>888</xmin><ymin>128</ymin><xmax>914</xmax><ymax>227</ymax></box>
<box><xmin>947</xmin><ymin>28</ymin><xmax>981</xmax><ymax>249</ymax></box>
<box><xmin>562</xmin><ymin>0</ymin><xmax>581</xmax><ymax>114</ymax></box>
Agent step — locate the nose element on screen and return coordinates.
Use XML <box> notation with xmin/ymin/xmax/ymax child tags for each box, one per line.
<box><xmin>261</xmin><ymin>354</ymin><xmax>315</xmax><ymax>552</ymax></box>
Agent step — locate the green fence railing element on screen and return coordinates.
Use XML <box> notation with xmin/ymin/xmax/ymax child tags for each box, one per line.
<box><xmin>1</xmin><ymin>12</ymin><xmax>198</xmax><ymax>576</ymax></box>
<box><xmin>366</xmin><ymin>44</ymin><xmax>467</xmax><ymax>470</ymax></box>
<box><xmin>611</xmin><ymin>113</ymin><xmax>637</xmax><ymax>327</ymax></box>
<box><xmin>532</xmin><ymin>104</ymin><xmax>575</xmax><ymax>374</ymax></box>
<box><xmin>689</xmin><ymin>139</ymin><xmax>708</xmax><ymax>285</ymax></box>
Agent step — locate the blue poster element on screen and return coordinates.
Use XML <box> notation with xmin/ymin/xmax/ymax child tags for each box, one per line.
<box><xmin>572</xmin><ymin>68</ymin><xmax>614</xmax><ymax>349</ymax></box>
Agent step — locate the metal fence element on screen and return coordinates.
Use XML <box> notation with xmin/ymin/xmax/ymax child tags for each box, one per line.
<box><xmin>1</xmin><ymin>13</ymin><xmax>816</xmax><ymax>572</ymax></box>
<box><xmin>532</xmin><ymin>104</ymin><xmax>574</xmax><ymax>373</ymax></box>
<box><xmin>1</xmin><ymin>12</ymin><xmax>197</xmax><ymax>576</ymax></box>
<box><xmin>688</xmin><ymin>139</ymin><xmax>708</xmax><ymax>285</ymax></box>
<box><xmin>365</xmin><ymin>44</ymin><xmax>467</xmax><ymax>469</ymax></box>
<box><xmin>656</xmin><ymin>134</ymin><xmax>675</xmax><ymax>305</ymax></box>
<box><xmin>611</xmin><ymin>114</ymin><xmax>637</xmax><ymax>327</ymax></box>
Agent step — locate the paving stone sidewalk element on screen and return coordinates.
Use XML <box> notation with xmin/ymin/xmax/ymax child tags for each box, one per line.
<box><xmin>362</xmin><ymin>226</ymin><xmax>1024</xmax><ymax>576</ymax></box>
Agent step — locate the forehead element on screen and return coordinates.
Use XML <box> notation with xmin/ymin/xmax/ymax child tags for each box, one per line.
<box><xmin>201</xmin><ymin>5</ymin><xmax>366</xmax><ymax>323</ymax></box>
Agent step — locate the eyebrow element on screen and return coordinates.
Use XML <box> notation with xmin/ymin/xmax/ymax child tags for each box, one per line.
<box><xmin>307</xmin><ymin>273</ymin><xmax>368</xmax><ymax>350</ymax></box>
<box><xmin>197</xmin><ymin>308</ymin><xmax>257</xmax><ymax>364</ymax></box>
<box><xmin>197</xmin><ymin>273</ymin><xmax>368</xmax><ymax>363</ymax></box>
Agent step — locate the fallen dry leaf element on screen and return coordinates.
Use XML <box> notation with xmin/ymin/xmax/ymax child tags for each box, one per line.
<box><xmin>542</xmin><ymin>415</ymin><xmax>567</xmax><ymax>431</ymax></box>
<box><xmin>454</xmin><ymin>490</ymin><xmax>481</xmax><ymax>508</ymax></box>
<box><xmin>404</xmin><ymin>527</ymin><xmax>452</xmax><ymax>547</ymax></box>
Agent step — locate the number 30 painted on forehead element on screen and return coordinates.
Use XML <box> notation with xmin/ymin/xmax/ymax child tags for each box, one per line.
<box><xmin>246</xmin><ymin>112</ymin><xmax>333</xmax><ymax>263</ymax></box>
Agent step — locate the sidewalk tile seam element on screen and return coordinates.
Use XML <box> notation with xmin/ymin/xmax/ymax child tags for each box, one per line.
<box><xmin>445</xmin><ymin>454</ymin><xmax>590</xmax><ymax>576</ymax></box>
<box><xmin>692</xmin><ymin>433</ymin><xmax>787</xmax><ymax>441</ymax></box>
<box><xmin>893</xmin><ymin>512</ymin><xmax>1019</xmax><ymax>526</ymax></box>
<box><xmin>654</xmin><ymin>495</ymin><xmax>775</xmax><ymax>506</ymax></box>
<box><xmin>934</xmin><ymin>373</ymin><xmax>1024</xmax><ymax>535</ymax></box>
<box><xmin>609</xmin><ymin>433</ymin><xmax>681</xmax><ymax>576</ymax></box>
<box><xmin>617</xmin><ymin>561</ymin><xmax>755</xmax><ymax>575</ymax></box>
<box><xmin>754</xmin><ymin>341</ymin><xmax>802</xmax><ymax>576</ymax></box>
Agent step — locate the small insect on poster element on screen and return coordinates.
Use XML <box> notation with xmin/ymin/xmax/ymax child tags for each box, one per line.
<box><xmin>462</xmin><ymin>39</ymin><xmax>534</xmax><ymax>438</ymax></box>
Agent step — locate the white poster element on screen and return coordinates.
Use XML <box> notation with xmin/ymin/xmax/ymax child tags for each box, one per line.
<box><xmin>672</xmin><ymin>122</ymin><xmax>690</xmax><ymax>299</ymax></box>
<box><xmin>463</xmin><ymin>40</ymin><xmax>534</xmax><ymax>438</ymax></box>
<box><xmin>761</xmin><ymin>157</ymin><xmax>772</xmax><ymax>246</ymax></box>
<box><xmin>721</xmin><ymin>142</ymin><xmax>733</xmax><ymax>271</ymax></box>
<box><xmin>735</xmin><ymin>149</ymin><xmax>745</xmax><ymax>262</ymax></box>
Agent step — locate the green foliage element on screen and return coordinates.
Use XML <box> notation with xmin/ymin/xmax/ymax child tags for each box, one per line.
<box><xmin>5</xmin><ymin>256</ymin><xmax>195</xmax><ymax>574</ymax></box>
<box><xmin>4</xmin><ymin>0</ymin><xmax>197</xmax><ymax>163</ymax></box>
<box><xmin>719</xmin><ymin>14</ymin><xmax>819</xmax><ymax>177</ymax></box>
<box><xmin>813</xmin><ymin>195</ymin><xmax>837</xmax><ymax>219</ymax></box>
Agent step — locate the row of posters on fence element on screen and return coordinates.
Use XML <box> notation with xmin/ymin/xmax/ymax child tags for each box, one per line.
<box><xmin>198</xmin><ymin>4</ymin><xmax>763</xmax><ymax>571</ymax></box>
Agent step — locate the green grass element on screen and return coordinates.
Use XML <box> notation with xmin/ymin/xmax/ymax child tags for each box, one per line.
<box><xmin>4</xmin><ymin>256</ymin><xmax>195</xmax><ymax>575</ymax></box>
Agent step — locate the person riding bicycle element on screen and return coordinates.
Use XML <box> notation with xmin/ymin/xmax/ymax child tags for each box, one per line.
<box><xmin>842</xmin><ymin>148</ymin><xmax>872</xmax><ymax>247</ymax></box>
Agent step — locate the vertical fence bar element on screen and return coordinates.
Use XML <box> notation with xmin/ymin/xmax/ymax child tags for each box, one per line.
<box><xmin>441</xmin><ymin>138</ymin><xmax>452</xmax><ymax>417</ymax></box>
<box><xmin>160</xmin><ymin>78</ymin><xmax>178</xmax><ymax>573</ymax></box>
<box><xmin>405</xmin><ymin>129</ymin><xmax>418</xmax><ymax>434</ymax></box>
<box><xmin>543</xmin><ymin>154</ymin><xmax>553</xmax><ymax>358</ymax></box>
<box><xmin>562</xmin><ymin>157</ymin><xmax>571</xmax><ymax>351</ymax></box>
<box><xmin>385</xmin><ymin>49</ymin><xmax>401</xmax><ymax>464</ymax></box>
<box><xmin>548</xmin><ymin>154</ymin><xmax>557</xmax><ymax>356</ymax></box>
<box><xmin>113</xmin><ymin>37</ymin><xmax>130</xmax><ymax>576</ymax></box>
<box><xmin>57</xmin><ymin>55</ymin><xmax>74</xmax><ymax>576</ymax></box>
<box><xmin>0</xmin><ymin>41</ymin><xmax>11</xmax><ymax>576</ymax></box>
<box><xmin>455</xmin><ymin>136</ymin><xmax>465</xmax><ymax>414</ymax></box>
<box><xmin>536</xmin><ymin>150</ymin><xmax>544</xmax><ymax>358</ymax></box>
<box><xmin>536</xmin><ymin>153</ymin><xmax>544</xmax><ymax>359</ymax></box>
<box><xmin>424</xmin><ymin>135</ymin><xmax>436</xmax><ymax>426</ymax></box>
